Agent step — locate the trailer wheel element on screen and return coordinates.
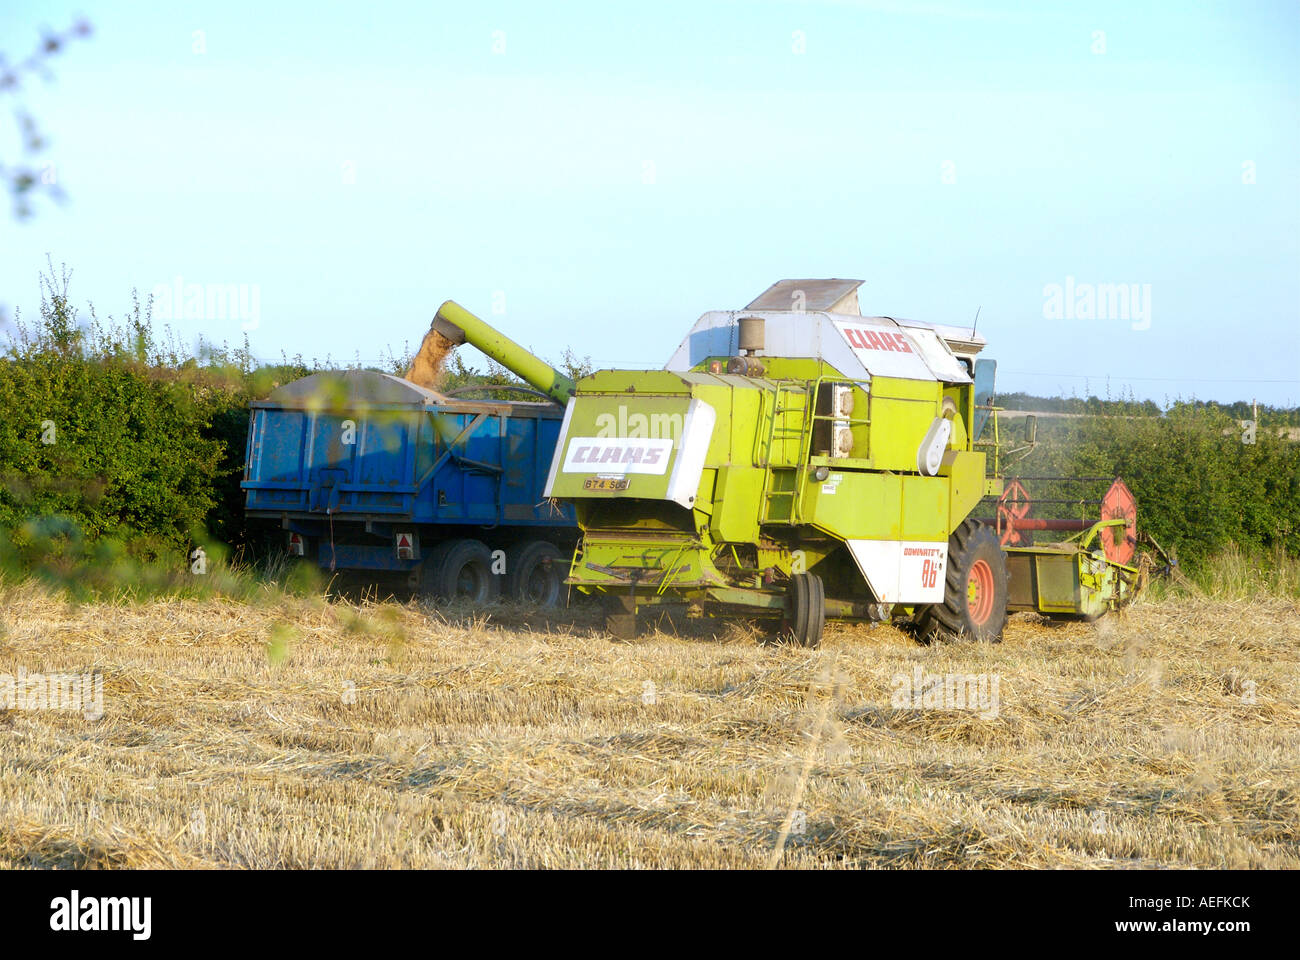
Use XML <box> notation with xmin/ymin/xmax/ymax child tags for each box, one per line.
<box><xmin>781</xmin><ymin>572</ymin><xmax>825</xmax><ymax>648</ymax></box>
<box><xmin>505</xmin><ymin>540</ymin><xmax>565</xmax><ymax>608</ymax></box>
<box><xmin>914</xmin><ymin>520</ymin><xmax>1009</xmax><ymax>643</ymax></box>
<box><xmin>420</xmin><ymin>538</ymin><xmax>501</xmax><ymax>604</ymax></box>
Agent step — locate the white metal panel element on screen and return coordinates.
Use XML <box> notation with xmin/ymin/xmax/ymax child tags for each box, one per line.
<box><xmin>831</xmin><ymin>319</ymin><xmax>937</xmax><ymax>381</ymax></box>
<box><xmin>541</xmin><ymin>398</ymin><xmax>577</xmax><ymax>498</ymax></box>
<box><xmin>664</xmin><ymin>398</ymin><xmax>717</xmax><ymax>509</ymax></box>
<box><xmin>665</xmin><ymin>310</ymin><xmax>972</xmax><ymax>384</ymax></box>
<box><xmin>846</xmin><ymin>539</ymin><xmax>949</xmax><ymax>604</ymax></box>
<box><xmin>899</xmin><ymin>318</ymin><xmax>987</xmax><ymax>357</ymax></box>
<box><xmin>899</xmin><ymin>326</ymin><xmax>973</xmax><ymax>383</ymax></box>
<box><xmin>664</xmin><ymin>311</ymin><xmax>738</xmax><ymax>369</ymax></box>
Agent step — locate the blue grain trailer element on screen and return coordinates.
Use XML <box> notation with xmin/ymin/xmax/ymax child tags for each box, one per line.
<box><xmin>241</xmin><ymin>369</ymin><xmax>577</xmax><ymax>605</ymax></box>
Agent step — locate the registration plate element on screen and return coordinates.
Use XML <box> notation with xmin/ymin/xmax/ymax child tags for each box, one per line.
<box><xmin>584</xmin><ymin>476</ymin><xmax>630</xmax><ymax>492</ymax></box>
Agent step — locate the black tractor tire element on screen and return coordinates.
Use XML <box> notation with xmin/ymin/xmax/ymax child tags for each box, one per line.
<box><xmin>505</xmin><ymin>540</ymin><xmax>566</xmax><ymax>608</ymax></box>
<box><xmin>914</xmin><ymin>520</ymin><xmax>1009</xmax><ymax>643</ymax></box>
<box><xmin>419</xmin><ymin>538</ymin><xmax>501</xmax><ymax>604</ymax></box>
<box><xmin>781</xmin><ymin>572</ymin><xmax>826</xmax><ymax>648</ymax></box>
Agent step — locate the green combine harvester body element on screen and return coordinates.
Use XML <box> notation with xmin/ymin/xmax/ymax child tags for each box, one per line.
<box><xmin>432</xmin><ymin>279</ymin><xmax>1143</xmax><ymax>645</ymax></box>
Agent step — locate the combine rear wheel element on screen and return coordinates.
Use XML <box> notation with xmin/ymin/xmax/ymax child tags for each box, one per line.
<box><xmin>420</xmin><ymin>538</ymin><xmax>501</xmax><ymax>604</ymax></box>
<box><xmin>914</xmin><ymin>521</ymin><xmax>1008</xmax><ymax>643</ymax></box>
<box><xmin>782</xmin><ymin>572</ymin><xmax>825</xmax><ymax>648</ymax></box>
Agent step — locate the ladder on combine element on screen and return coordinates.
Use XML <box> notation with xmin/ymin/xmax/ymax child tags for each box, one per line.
<box><xmin>758</xmin><ymin>382</ymin><xmax>809</xmax><ymax>523</ymax></box>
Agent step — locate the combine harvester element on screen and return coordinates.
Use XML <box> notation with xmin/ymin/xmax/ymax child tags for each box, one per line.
<box><xmin>430</xmin><ymin>279</ymin><xmax>1144</xmax><ymax>645</ymax></box>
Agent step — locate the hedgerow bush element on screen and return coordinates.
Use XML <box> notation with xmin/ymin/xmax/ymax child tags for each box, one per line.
<box><xmin>0</xmin><ymin>266</ymin><xmax>309</xmax><ymax>563</ymax></box>
<box><xmin>1</xmin><ymin>276</ymin><xmax>216</xmax><ymax>555</ymax></box>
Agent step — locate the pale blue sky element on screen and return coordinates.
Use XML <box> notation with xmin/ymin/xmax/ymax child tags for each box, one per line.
<box><xmin>2</xmin><ymin>0</ymin><xmax>1297</xmax><ymax>404</ymax></box>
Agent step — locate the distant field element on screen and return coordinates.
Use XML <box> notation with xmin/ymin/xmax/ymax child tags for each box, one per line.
<box><xmin>0</xmin><ymin>586</ymin><xmax>1296</xmax><ymax>869</ymax></box>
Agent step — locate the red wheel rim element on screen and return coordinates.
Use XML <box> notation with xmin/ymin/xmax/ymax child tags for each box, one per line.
<box><xmin>967</xmin><ymin>559</ymin><xmax>995</xmax><ymax>625</ymax></box>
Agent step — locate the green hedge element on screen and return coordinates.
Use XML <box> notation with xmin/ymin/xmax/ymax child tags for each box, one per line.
<box><xmin>997</xmin><ymin>406</ymin><xmax>1300</xmax><ymax>568</ymax></box>
<box><xmin>0</xmin><ymin>268</ymin><xmax>307</xmax><ymax>561</ymax></box>
<box><xmin>0</xmin><ymin>358</ymin><xmax>229</xmax><ymax>556</ymax></box>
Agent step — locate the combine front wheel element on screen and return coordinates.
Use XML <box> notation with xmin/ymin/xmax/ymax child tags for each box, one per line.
<box><xmin>915</xmin><ymin>521</ymin><xmax>1008</xmax><ymax>643</ymax></box>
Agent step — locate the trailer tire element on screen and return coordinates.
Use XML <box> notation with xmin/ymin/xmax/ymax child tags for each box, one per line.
<box><xmin>505</xmin><ymin>540</ymin><xmax>565</xmax><ymax>608</ymax></box>
<box><xmin>782</xmin><ymin>572</ymin><xmax>825</xmax><ymax>648</ymax></box>
<box><xmin>420</xmin><ymin>538</ymin><xmax>500</xmax><ymax>604</ymax></box>
<box><xmin>914</xmin><ymin>520</ymin><xmax>1008</xmax><ymax>643</ymax></box>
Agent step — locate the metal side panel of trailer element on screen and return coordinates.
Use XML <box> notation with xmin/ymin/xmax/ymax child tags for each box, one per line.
<box><xmin>241</xmin><ymin>370</ymin><xmax>574</xmax><ymax>528</ymax></box>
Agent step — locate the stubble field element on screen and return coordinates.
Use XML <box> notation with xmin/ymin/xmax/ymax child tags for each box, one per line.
<box><xmin>0</xmin><ymin>584</ymin><xmax>1296</xmax><ymax>869</ymax></box>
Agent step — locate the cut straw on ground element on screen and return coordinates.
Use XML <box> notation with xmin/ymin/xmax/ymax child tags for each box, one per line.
<box><xmin>0</xmin><ymin>585</ymin><xmax>1295</xmax><ymax>868</ymax></box>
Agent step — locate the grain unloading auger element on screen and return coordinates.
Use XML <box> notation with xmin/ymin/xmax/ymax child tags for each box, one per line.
<box><xmin>431</xmin><ymin>281</ymin><xmax>1145</xmax><ymax>646</ymax></box>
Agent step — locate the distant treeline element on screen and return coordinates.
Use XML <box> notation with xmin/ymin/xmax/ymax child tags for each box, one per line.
<box><xmin>997</xmin><ymin>390</ymin><xmax>1300</xmax><ymax>427</ymax></box>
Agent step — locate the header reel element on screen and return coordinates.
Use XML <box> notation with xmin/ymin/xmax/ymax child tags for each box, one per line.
<box><xmin>996</xmin><ymin>476</ymin><xmax>1138</xmax><ymax>564</ymax></box>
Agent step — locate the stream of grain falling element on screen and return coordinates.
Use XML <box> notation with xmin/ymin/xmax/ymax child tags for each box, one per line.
<box><xmin>405</xmin><ymin>328</ymin><xmax>455</xmax><ymax>390</ymax></box>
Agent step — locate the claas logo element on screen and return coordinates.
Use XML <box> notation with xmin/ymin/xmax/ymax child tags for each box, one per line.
<box><xmin>562</xmin><ymin>436</ymin><xmax>675</xmax><ymax>475</ymax></box>
<box><xmin>844</xmin><ymin>326</ymin><xmax>913</xmax><ymax>354</ymax></box>
<box><xmin>569</xmin><ymin>443</ymin><xmax>667</xmax><ymax>467</ymax></box>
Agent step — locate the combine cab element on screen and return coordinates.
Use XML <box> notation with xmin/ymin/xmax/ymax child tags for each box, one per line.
<box><xmin>429</xmin><ymin>280</ymin><xmax>1145</xmax><ymax>645</ymax></box>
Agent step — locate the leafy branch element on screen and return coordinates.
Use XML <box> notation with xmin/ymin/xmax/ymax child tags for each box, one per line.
<box><xmin>0</xmin><ymin>17</ymin><xmax>93</xmax><ymax>220</ymax></box>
